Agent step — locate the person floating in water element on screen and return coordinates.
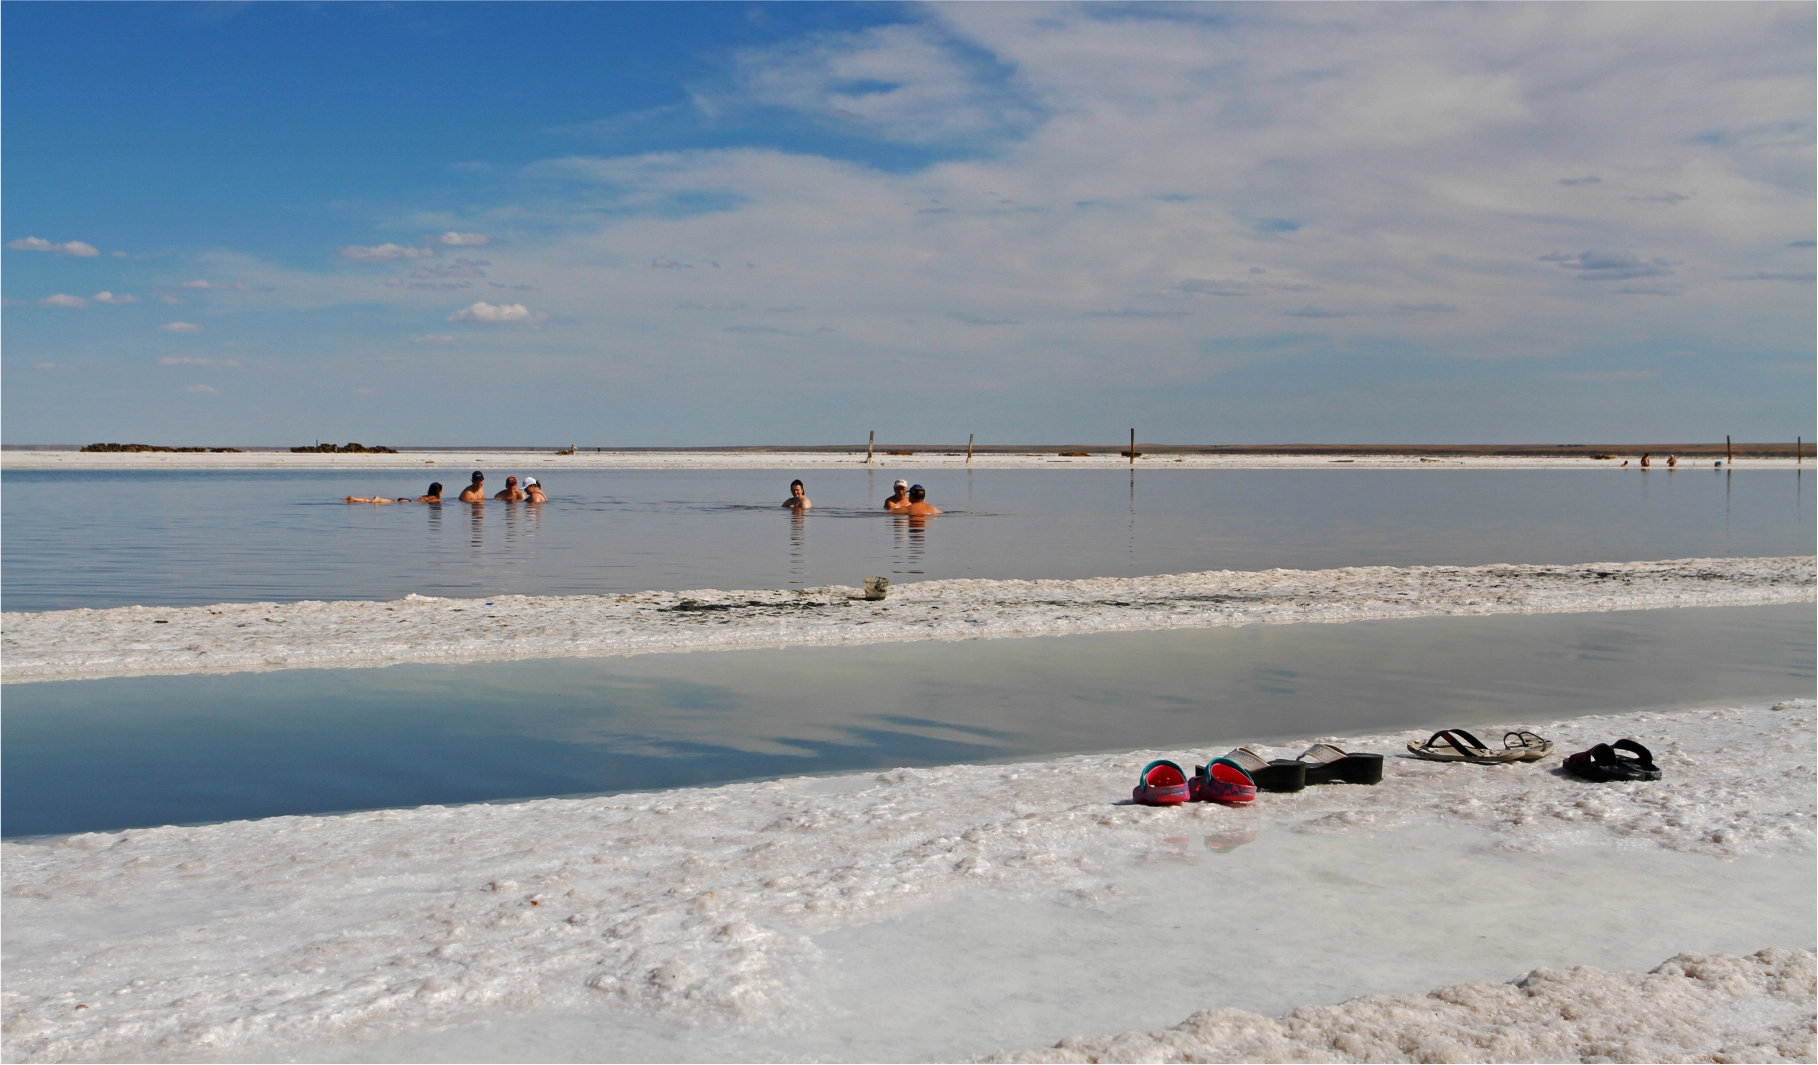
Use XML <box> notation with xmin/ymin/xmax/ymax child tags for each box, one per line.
<box><xmin>346</xmin><ymin>479</ymin><xmax>443</xmax><ymax>504</ymax></box>
<box><xmin>902</xmin><ymin>484</ymin><xmax>941</xmax><ymax>516</ymax></box>
<box><xmin>459</xmin><ymin>471</ymin><xmax>487</xmax><ymax>502</ymax></box>
<box><xmin>884</xmin><ymin>479</ymin><xmax>909</xmax><ymax>511</ymax></box>
<box><xmin>494</xmin><ymin>475</ymin><xmax>526</xmax><ymax>502</ymax></box>
<box><xmin>525</xmin><ymin>477</ymin><xmax>547</xmax><ymax>503</ymax></box>
<box><xmin>783</xmin><ymin>479</ymin><xmax>811</xmax><ymax>511</ymax></box>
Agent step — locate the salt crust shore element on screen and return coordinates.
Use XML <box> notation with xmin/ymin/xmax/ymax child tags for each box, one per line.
<box><xmin>3</xmin><ymin>449</ymin><xmax>1803</xmax><ymax>472</ymax></box>
<box><xmin>2</xmin><ymin>701</ymin><xmax>1811</xmax><ymax>1063</ymax></box>
<box><xmin>4</xmin><ymin>556</ymin><xmax>1811</xmax><ymax>684</ymax></box>
<box><xmin>984</xmin><ymin>948</ymin><xmax>1817</xmax><ymax>1064</ymax></box>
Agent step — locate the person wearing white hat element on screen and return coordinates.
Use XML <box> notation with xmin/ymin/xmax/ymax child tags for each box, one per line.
<box><xmin>883</xmin><ymin>478</ymin><xmax>910</xmax><ymax>511</ymax></box>
<box><xmin>525</xmin><ymin>477</ymin><xmax>547</xmax><ymax>504</ymax></box>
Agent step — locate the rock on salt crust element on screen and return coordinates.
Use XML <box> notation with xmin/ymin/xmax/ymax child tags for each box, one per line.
<box><xmin>981</xmin><ymin>948</ymin><xmax>1817</xmax><ymax>1064</ymax></box>
<box><xmin>3</xmin><ymin>556</ymin><xmax>1810</xmax><ymax>683</ymax></box>
<box><xmin>2</xmin><ymin>702</ymin><xmax>1810</xmax><ymax>1063</ymax></box>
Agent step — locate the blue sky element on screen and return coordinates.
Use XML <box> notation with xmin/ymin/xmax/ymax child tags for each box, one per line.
<box><xmin>4</xmin><ymin>2</ymin><xmax>1812</xmax><ymax>446</ymax></box>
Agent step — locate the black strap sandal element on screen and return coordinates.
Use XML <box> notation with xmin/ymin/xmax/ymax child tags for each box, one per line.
<box><xmin>1563</xmin><ymin>739</ymin><xmax>1661</xmax><ymax>782</ymax></box>
<box><xmin>1407</xmin><ymin>729</ymin><xmax>1521</xmax><ymax>763</ymax></box>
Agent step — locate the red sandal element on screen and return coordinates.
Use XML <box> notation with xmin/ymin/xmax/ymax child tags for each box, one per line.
<box><xmin>1132</xmin><ymin>759</ymin><xmax>1190</xmax><ymax>805</ymax></box>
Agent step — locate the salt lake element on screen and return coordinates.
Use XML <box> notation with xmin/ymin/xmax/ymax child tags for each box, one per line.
<box><xmin>2</xmin><ymin>466</ymin><xmax>1810</xmax><ymax>612</ymax></box>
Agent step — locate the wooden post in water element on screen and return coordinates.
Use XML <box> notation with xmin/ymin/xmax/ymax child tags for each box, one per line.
<box><xmin>1799</xmin><ymin>437</ymin><xmax>1802</xmax><ymax>466</ymax></box>
<box><xmin>1130</xmin><ymin>428</ymin><xmax>1136</xmax><ymax>466</ymax></box>
<box><xmin>967</xmin><ymin>434</ymin><xmax>974</xmax><ymax>464</ymax></box>
<box><xmin>867</xmin><ymin>430</ymin><xmax>875</xmax><ymax>464</ymax></box>
<box><xmin>1726</xmin><ymin>435</ymin><xmax>1733</xmax><ymax>466</ymax></box>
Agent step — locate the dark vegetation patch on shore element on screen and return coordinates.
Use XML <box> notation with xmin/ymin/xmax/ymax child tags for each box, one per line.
<box><xmin>80</xmin><ymin>443</ymin><xmax>243</xmax><ymax>453</ymax></box>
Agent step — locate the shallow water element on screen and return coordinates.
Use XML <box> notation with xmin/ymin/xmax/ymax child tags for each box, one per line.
<box><xmin>2</xmin><ymin>467</ymin><xmax>1811</xmax><ymax>612</ymax></box>
<box><xmin>4</xmin><ymin>603</ymin><xmax>1809</xmax><ymax>838</ymax></box>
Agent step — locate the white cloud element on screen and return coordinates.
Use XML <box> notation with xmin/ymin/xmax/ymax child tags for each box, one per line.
<box><xmin>448</xmin><ymin>301</ymin><xmax>544</xmax><ymax>325</ymax></box>
<box><xmin>38</xmin><ymin>293</ymin><xmax>89</xmax><ymax>308</ymax></box>
<box><xmin>339</xmin><ymin>242</ymin><xmax>436</xmax><ymax>262</ymax></box>
<box><xmin>111</xmin><ymin>250</ymin><xmax>128</xmax><ymax>258</ymax></box>
<box><xmin>180</xmin><ymin>280</ymin><xmax>257</xmax><ymax>291</ymax></box>
<box><xmin>723</xmin><ymin>23</ymin><xmax>1032</xmax><ymax>145</ymax></box>
<box><xmin>411</xmin><ymin>333</ymin><xmax>458</xmax><ymax>344</ymax></box>
<box><xmin>185</xmin><ymin>384</ymin><xmax>218</xmax><ymax>394</ymax></box>
<box><xmin>438</xmin><ymin>231</ymin><xmax>491</xmax><ymax>246</ymax></box>
<box><xmin>93</xmin><ymin>291</ymin><xmax>138</xmax><ymax>304</ymax></box>
<box><xmin>160</xmin><ymin>321</ymin><xmax>204</xmax><ymax>333</ymax></box>
<box><xmin>160</xmin><ymin>294</ymin><xmax>184</xmax><ymax>304</ymax></box>
<box><xmin>159</xmin><ymin>356</ymin><xmax>239</xmax><ymax>366</ymax></box>
<box><xmin>7</xmin><ymin>237</ymin><xmax>99</xmax><ymax>256</ymax></box>
<box><xmin>23</xmin><ymin>5</ymin><xmax>1801</xmax><ymax>444</ymax></box>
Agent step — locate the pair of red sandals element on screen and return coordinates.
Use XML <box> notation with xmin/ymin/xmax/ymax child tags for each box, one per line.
<box><xmin>1130</xmin><ymin>758</ymin><xmax>1255</xmax><ymax>806</ymax></box>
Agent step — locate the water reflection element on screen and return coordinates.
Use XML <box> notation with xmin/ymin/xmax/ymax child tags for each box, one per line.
<box><xmin>4</xmin><ymin>604</ymin><xmax>1808</xmax><ymax>838</ymax></box>
<box><xmin>892</xmin><ymin>514</ymin><xmax>929</xmax><ymax>575</ymax></box>
<box><xmin>788</xmin><ymin>511</ymin><xmax>807</xmax><ymax>586</ymax></box>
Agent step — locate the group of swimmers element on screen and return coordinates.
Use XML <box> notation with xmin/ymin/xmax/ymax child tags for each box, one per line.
<box><xmin>780</xmin><ymin>477</ymin><xmax>941</xmax><ymax>515</ymax></box>
<box><xmin>349</xmin><ymin>472</ymin><xmax>938</xmax><ymax>513</ymax></box>
<box><xmin>344</xmin><ymin>470</ymin><xmax>547</xmax><ymax>505</ymax></box>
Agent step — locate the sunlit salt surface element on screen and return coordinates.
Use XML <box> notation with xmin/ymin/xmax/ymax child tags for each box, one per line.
<box><xmin>317</xmin><ymin>826</ymin><xmax>1816</xmax><ymax>1065</ymax></box>
<box><xmin>5</xmin><ymin>604</ymin><xmax>1809</xmax><ymax>838</ymax></box>
<box><xmin>3</xmin><ymin>467</ymin><xmax>1810</xmax><ymax>611</ymax></box>
<box><xmin>4</xmin><ymin>702</ymin><xmax>1810</xmax><ymax>1064</ymax></box>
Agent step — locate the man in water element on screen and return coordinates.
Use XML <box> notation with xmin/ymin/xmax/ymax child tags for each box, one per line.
<box><xmin>883</xmin><ymin>479</ymin><xmax>909</xmax><ymax>511</ymax></box>
<box><xmin>459</xmin><ymin>471</ymin><xmax>487</xmax><ymax>502</ymax></box>
<box><xmin>783</xmin><ymin>479</ymin><xmax>811</xmax><ymax>511</ymax></box>
<box><xmin>525</xmin><ymin>477</ymin><xmax>547</xmax><ymax>503</ymax></box>
<box><xmin>903</xmin><ymin>484</ymin><xmax>941</xmax><ymax>516</ymax></box>
<box><xmin>416</xmin><ymin>482</ymin><xmax>443</xmax><ymax>503</ymax></box>
<box><xmin>494</xmin><ymin>475</ymin><xmax>526</xmax><ymax>502</ymax></box>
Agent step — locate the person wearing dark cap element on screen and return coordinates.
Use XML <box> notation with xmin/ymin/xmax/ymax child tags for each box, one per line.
<box><xmin>902</xmin><ymin>484</ymin><xmax>941</xmax><ymax>516</ymax></box>
<box><xmin>884</xmin><ymin>478</ymin><xmax>910</xmax><ymax>511</ymax></box>
<box><xmin>458</xmin><ymin>471</ymin><xmax>487</xmax><ymax>502</ymax></box>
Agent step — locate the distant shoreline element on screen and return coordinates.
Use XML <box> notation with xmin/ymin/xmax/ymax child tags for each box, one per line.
<box><xmin>3</xmin><ymin>442</ymin><xmax>1808</xmax><ymax>471</ymax></box>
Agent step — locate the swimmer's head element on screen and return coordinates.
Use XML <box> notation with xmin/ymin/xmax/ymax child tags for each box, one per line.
<box><xmin>471</xmin><ymin>471</ymin><xmax>484</xmax><ymax>483</ymax></box>
<box><xmin>524</xmin><ymin>477</ymin><xmax>538</xmax><ymax>487</ymax></box>
<box><xmin>909</xmin><ymin>484</ymin><xmax>926</xmax><ymax>502</ymax></box>
<box><xmin>893</xmin><ymin>479</ymin><xmax>908</xmax><ymax>491</ymax></box>
<box><xmin>790</xmin><ymin>479</ymin><xmax>805</xmax><ymax>492</ymax></box>
<box><xmin>427</xmin><ymin>482</ymin><xmax>443</xmax><ymax>495</ymax></box>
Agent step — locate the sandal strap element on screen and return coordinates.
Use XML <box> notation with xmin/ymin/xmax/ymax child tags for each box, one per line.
<box><xmin>1612</xmin><ymin>738</ymin><xmax>1654</xmax><ymax>764</ymax></box>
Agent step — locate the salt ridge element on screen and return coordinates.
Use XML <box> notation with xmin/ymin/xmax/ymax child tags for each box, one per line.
<box><xmin>3</xmin><ymin>701</ymin><xmax>1811</xmax><ymax>1063</ymax></box>
<box><xmin>3</xmin><ymin>556</ymin><xmax>1811</xmax><ymax>684</ymax></box>
<box><xmin>983</xmin><ymin>948</ymin><xmax>1817</xmax><ymax>1064</ymax></box>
